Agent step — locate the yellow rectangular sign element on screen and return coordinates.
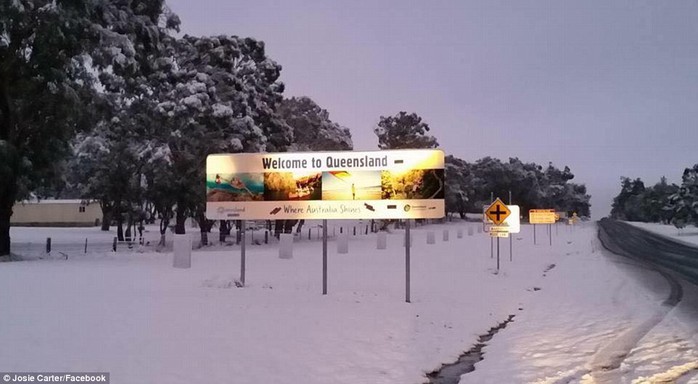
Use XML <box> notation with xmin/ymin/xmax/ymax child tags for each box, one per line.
<box><xmin>529</xmin><ymin>209</ymin><xmax>557</xmax><ymax>224</ymax></box>
<box><xmin>206</xmin><ymin>149</ymin><xmax>445</xmax><ymax>220</ymax></box>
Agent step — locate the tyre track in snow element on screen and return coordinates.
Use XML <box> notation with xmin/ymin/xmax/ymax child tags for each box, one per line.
<box><xmin>592</xmin><ymin>219</ymin><xmax>695</xmax><ymax>383</ymax></box>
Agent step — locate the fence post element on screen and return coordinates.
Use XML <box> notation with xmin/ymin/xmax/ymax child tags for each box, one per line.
<box><xmin>46</xmin><ymin>237</ymin><xmax>51</xmax><ymax>253</ymax></box>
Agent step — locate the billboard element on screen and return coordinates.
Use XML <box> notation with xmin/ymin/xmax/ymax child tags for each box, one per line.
<box><xmin>206</xmin><ymin>149</ymin><xmax>445</xmax><ymax>220</ymax></box>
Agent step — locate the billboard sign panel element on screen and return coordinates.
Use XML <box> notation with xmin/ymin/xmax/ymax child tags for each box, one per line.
<box><xmin>206</xmin><ymin>149</ymin><xmax>445</xmax><ymax>220</ymax></box>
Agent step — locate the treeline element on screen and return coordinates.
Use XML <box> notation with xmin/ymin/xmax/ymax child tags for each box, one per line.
<box><xmin>0</xmin><ymin>1</ymin><xmax>358</xmax><ymax>255</ymax></box>
<box><xmin>445</xmin><ymin>156</ymin><xmax>591</xmax><ymax>219</ymax></box>
<box><xmin>611</xmin><ymin>164</ymin><xmax>698</xmax><ymax>229</ymax></box>
<box><xmin>0</xmin><ymin>2</ymin><xmax>591</xmax><ymax>256</ymax></box>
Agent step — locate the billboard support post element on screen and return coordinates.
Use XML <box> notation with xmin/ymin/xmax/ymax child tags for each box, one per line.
<box><xmin>240</xmin><ymin>221</ymin><xmax>246</xmax><ymax>287</ymax></box>
<box><xmin>405</xmin><ymin>219</ymin><xmax>411</xmax><ymax>303</ymax></box>
<box><xmin>322</xmin><ymin>219</ymin><xmax>328</xmax><ymax>295</ymax></box>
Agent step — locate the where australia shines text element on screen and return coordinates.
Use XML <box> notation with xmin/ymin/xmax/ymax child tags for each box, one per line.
<box><xmin>262</xmin><ymin>155</ymin><xmax>388</xmax><ymax>170</ymax></box>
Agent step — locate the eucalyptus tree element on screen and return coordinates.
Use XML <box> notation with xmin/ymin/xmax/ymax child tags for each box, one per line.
<box><xmin>0</xmin><ymin>0</ymin><xmax>178</xmax><ymax>256</ymax></box>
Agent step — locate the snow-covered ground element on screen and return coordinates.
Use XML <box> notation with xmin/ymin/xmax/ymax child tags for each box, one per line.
<box><xmin>1</xmin><ymin>221</ymin><xmax>696</xmax><ymax>384</ymax></box>
<box><xmin>627</xmin><ymin>221</ymin><xmax>698</xmax><ymax>247</ymax></box>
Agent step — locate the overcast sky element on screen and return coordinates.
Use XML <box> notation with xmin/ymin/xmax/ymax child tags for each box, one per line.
<box><xmin>166</xmin><ymin>0</ymin><xmax>698</xmax><ymax>218</ymax></box>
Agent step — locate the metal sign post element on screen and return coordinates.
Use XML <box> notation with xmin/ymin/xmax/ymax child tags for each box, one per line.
<box><xmin>240</xmin><ymin>220</ymin><xmax>246</xmax><ymax>286</ymax></box>
<box><xmin>405</xmin><ymin>219</ymin><xmax>411</xmax><ymax>303</ymax></box>
<box><xmin>549</xmin><ymin>224</ymin><xmax>552</xmax><ymax>246</ymax></box>
<box><xmin>533</xmin><ymin>224</ymin><xmax>537</xmax><ymax>245</ymax></box>
<box><xmin>322</xmin><ymin>219</ymin><xmax>328</xmax><ymax>295</ymax></box>
<box><xmin>490</xmin><ymin>192</ymin><xmax>493</xmax><ymax>259</ymax></box>
<box><xmin>496</xmin><ymin>237</ymin><xmax>500</xmax><ymax>272</ymax></box>
<box><xmin>509</xmin><ymin>190</ymin><xmax>513</xmax><ymax>262</ymax></box>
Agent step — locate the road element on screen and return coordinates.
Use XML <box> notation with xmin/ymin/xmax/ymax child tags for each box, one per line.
<box><xmin>598</xmin><ymin>218</ymin><xmax>698</xmax><ymax>285</ymax></box>
<box><xmin>596</xmin><ymin>219</ymin><xmax>698</xmax><ymax>383</ymax></box>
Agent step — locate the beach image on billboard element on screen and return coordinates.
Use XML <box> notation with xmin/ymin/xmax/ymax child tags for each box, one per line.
<box><xmin>381</xmin><ymin>169</ymin><xmax>445</xmax><ymax>200</ymax></box>
<box><xmin>206</xmin><ymin>173</ymin><xmax>264</xmax><ymax>202</ymax></box>
<box><xmin>321</xmin><ymin>170</ymin><xmax>382</xmax><ymax>201</ymax></box>
<box><xmin>263</xmin><ymin>171</ymin><xmax>322</xmax><ymax>201</ymax></box>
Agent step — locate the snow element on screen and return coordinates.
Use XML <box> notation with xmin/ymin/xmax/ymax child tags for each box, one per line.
<box><xmin>181</xmin><ymin>94</ymin><xmax>203</xmax><ymax>109</ymax></box>
<box><xmin>212</xmin><ymin>103</ymin><xmax>234</xmax><ymax>117</ymax></box>
<box><xmin>627</xmin><ymin>221</ymin><xmax>698</xmax><ymax>247</ymax></box>
<box><xmin>1</xmin><ymin>221</ymin><xmax>696</xmax><ymax>384</ymax></box>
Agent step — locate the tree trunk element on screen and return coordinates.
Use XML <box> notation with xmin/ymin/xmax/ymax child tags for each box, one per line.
<box><xmin>101</xmin><ymin>211</ymin><xmax>111</xmax><ymax>231</ymax></box>
<box><xmin>274</xmin><ymin>219</ymin><xmax>283</xmax><ymax>239</ymax></box>
<box><xmin>125</xmin><ymin>215</ymin><xmax>133</xmax><ymax>242</ymax></box>
<box><xmin>219</xmin><ymin>220</ymin><xmax>230</xmax><ymax>242</ymax></box>
<box><xmin>100</xmin><ymin>202</ymin><xmax>112</xmax><ymax>231</ymax></box>
<box><xmin>158</xmin><ymin>215</ymin><xmax>170</xmax><ymax>247</ymax></box>
<box><xmin>0</xmin><ymin>143</ymin><xmax>19</xmax><ymax>257</ymax></box>
<box><xmin>175</xmin><ymin>207</ymin><xmax>186</xmax><ymax>235</ymax></box>
<box><xmin>196</xmin><ymin>212</ymin><xmax>213</xmax><ymax>246</ymax></box>
<box><xmin>283</xmin><ymin>219</ymin><xmax>297</xmax><ymax>234</ymax></box>
<box><xmin>200</xmin><ymin>229</ymin><xmax>208</xmax><ymax>246</ymax></box>
<box><xmin>296</xmin><ymin>219</ymin><xmax>305</xmax><ymax>234</ymax></box>
<box><xmin>117</xmin><ymin>217</ymin><xmax>124</xmax><ymax>241</ymax></box>
<box><xmin>198</xmin><ymin>213</ymin><xmax>208</xmax><ymax>246</ymax></box>
<box><xmin>0</xmin><ymin>192</ymin><xmax>13</xmax><ymax>257</ymax></box>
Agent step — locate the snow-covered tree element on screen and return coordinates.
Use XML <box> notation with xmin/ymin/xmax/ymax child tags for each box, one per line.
<box><xmin>0</xmin><ymin>0</ymin><xmax>178</xmax><ymax>256</ymax></box>
<box><xmin>151</xmin><ymin>34</ymin><xmax>291</xmax><ymax>245</ymax></box>
<box><xmin>279</xmin><ymin>96</ymin><xmax>352</xmax><ymax>151</ymax></box>
<box><xmin>374</xmin><ymin>111</ymin><xmax>439</xmax><ymax>149</ymax></box>
<box><xmin>444</xmin><ymin>156</ymin><xmax>473</xmax><ymax>218</ymax></box>
<box><xmin>610</xmin><ymin>177</ymin><xmax>646</xmax><ymax>220</ymax></box>
<box><xmin>665</xmin><ymin>165</ymin><xmax>698</xmax><ymax>229</ymax></box>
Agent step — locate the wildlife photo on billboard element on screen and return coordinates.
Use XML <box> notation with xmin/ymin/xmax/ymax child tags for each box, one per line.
<box><xmin>206</xmin><ymin>173</ymin><xmax>265</xmax><ymax>202</ymax></box>
<box><xmin>321</xmin><ymin>170</ymin><xmax>382</xmax><ymax>201</ymax></box>
<box><xmin>263</xmin><ymin>171</ymin><xmax>322</xmax><ymax>201</ymax></box>
<box><xmin>381</xmin><ymin>169</ymin><xmax>445</xmax><ymax>200</ymax></box>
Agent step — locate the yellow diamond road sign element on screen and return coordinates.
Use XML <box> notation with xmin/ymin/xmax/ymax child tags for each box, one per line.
<box><xmin>485</xmin><ymin>198</ymin><xmax>511</xmax><ymax>225</ymax></box>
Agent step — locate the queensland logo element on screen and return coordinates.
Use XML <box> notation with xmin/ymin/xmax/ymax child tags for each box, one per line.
<box><xmin>217</xmin><ymin>206</ymin><xmax>246</xmax><ymax>215</ymax></box>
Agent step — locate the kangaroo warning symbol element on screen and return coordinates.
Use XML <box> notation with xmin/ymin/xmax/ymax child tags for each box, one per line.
<box><xmin>485</xmin><ymin>198</ymin><xmax>511</xmax><ymax>225</ymax></box>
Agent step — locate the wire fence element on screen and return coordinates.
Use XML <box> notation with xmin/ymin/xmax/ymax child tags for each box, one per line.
<box><xmin>9</xmin><ymin>218</ymin><xmax>454</xmax><ymax>260</ymax></box>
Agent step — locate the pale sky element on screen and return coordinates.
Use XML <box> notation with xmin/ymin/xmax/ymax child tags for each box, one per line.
<box><xmin>166</xmin><ymin>0</ymin><xmax>698</xmax><ymax>218</ymax></box>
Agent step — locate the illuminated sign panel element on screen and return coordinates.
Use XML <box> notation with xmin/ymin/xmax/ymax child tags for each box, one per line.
<box><xmin>206</xmin><ymin>149</ymin><xmax>445</xmax><ymax>220</ymax></box>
